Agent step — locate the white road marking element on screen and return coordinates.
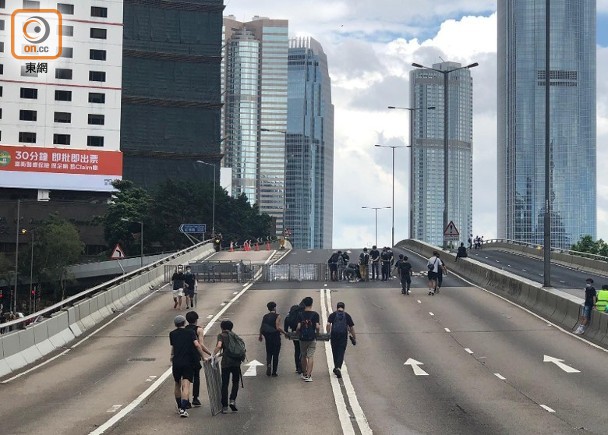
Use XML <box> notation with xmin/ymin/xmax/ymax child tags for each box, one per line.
<box><xmin>206</xmin><ymin>314</ymin><xmax>213</xmax><ymax>319</ymax></box>
<box><xmin>233</xmin><ymin>291</ymin><xmax>238</xmax><ymax>295</ymax></box>
<box><xmin>220</xmin><ymin>302</ymin><xmax>226</xmax><ymax>306</ymax></box>
<box><xmin>540</xmin><ymin>404</ymin><xmax>555</xmax><ymax>413</ymax></box>
<box><xmin>543</xmin><ymin>355</ymin><xmax>580</xmax><ymax>373</ymax></box>
<box><xmin>88</xmin><ymin>250</ymin><xmax>289</xmax><ymax>435</ymax></box>
<box><xmin>444</xmin><ymin>328</ymin><xmax>450</xmax><ymax>332</ymax></box>
<box><xmin>429</xmin><ymin>312</ymin><xmax>434</xmax><ymax>316</ymax></box>
<box><xmin>106</xmin><ymin>405</ymin><xmax>122</xmax><ymax>413</ymax></box>
<box><xmin>417</xmin><ymin>300</ymin><xmax>421</xmax><ymax>304</ymax></box>
<box><xmin>2</xmin><ymin>282</ymin><xmax>165</xmax><ymax>384</ymax></box>
<box><xmin>145</xmin><ymin>375</ymin><xmax>157</xmax><ymax>382</ymax></box>
<box><xmin>494</xmin><ymin>373</ymin><xmax>506</xmax><ymax>380</ymax></box>
<box><xmin>404</xmin><ymin>358</ymin><xmax>429</xmax><ymax>376</ymax></box>
<box><xmin>242</xmin><ymin>360</ymin><xmax>264</xmax><ymax>377</ymax></box>
<box><xmin>507</xmin><ymin>264</ymin><xmax>511</xmax><ymax>267</ymax></box>
<box><xmin>465</xmin><ymin>348</ymin><xmax>474</xmax><ymax>354</ymax></box>
<box><xmin>321</xmin><ymin>288</ymin><xmax>372</xmax><ymax>435</ymax></box>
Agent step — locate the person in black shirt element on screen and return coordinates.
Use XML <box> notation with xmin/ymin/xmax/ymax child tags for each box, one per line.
<box><xmin>185</xmin><ymin>311</ymin><xmax>212</xmax><ymax>408</ymax></box>
<box><xmin>170</xmin><ymin>315</ymin><xmax>207</xmax><ymax>418</ymax></box>
<box><xmin>369</xmin><ymin>246</ymin><xmax>380</xmax><ymax>280</ymax></box>
<box><xmin>183</xmin><ymin>266</ymin><xmax>197</xmax><ymax>309</ymax></box>
<box><xmin>455</xmin><ymin>243</ymin><xmax>468</xmax><ymax>262</ymax></box>
<box><xmin>326</xmin><ymin>302</ymin><xmax>356</xmax><ymax>379</ymax></box>
<box><xmin>576</xmin><ymin>278</ymin><xmax>597</xmax><ymax>334</ymax></box>
<box><xmin>328</xmin><ymin>251</ymin><xmax>341</xmax><ymax>281</ymax></box>
<box><xmin>213</xmin><ymin>320</ymin><xmax>243</xmax><ymax>413</ymax></box>
<box><xmin>393</xmin><ymin>254</ymin><xmax>413</xmax><ymax>294</ymax></box>
<box><xmin>296</xmin><ymin>296</ymin><xmax>320</xmax><ymax>382</ymax></box>
<box><xmin>380</xmin><ymin>247</ymin><xmax>392</xmax><ymax>281</ymax></box>
<box><xmin>258</xmin><ymin>301</ymin><xmax>285</xmax><ymax>376</ymax></box>
<box><xmin>171</xmin><ymin>266</ymin><xmax>185</xmax><ymax>310</ymax></box>
<box><xmin>284</xmin><ymin>303</ymin><xmax>304</xmax><ymax>374</ymax></box>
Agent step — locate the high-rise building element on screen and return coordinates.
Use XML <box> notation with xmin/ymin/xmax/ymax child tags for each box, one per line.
<box><xmin>409</xmin><ymin>62</ymin><xmax>473</xmax><ymax>247</ymax></box>
<box><xmin>222</xmin><ymin>16</ymin><xmax>288</xmax><ymax>234</ymax></box>
<box><xmin>0</xmin><ymin>0</ymin><xmax>124</xmax><ymax>195</ymax></box>
<box><xmin>498</xmin><ymin>1</ymin><xmax>596</xmax><ymax>248</ymax></box>
<box><xmin>121</xmin><ymin>0</ymin><xmax>224</xmax><ymax>189</ymax></box>
<box><xmin>286</xmin><ymin>37</ymin><xmax>334</xmax><ymax>249</ymax></box>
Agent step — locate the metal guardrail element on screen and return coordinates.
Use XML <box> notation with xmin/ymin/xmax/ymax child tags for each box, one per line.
<box><xmin>0</xmin><ymin>240</ymin><xmax>214</xmax><ymax>330</ymax></box>
<box><xmin>164</xmin><ymin>260</ymin><xmax>255</xmax><ymax>283</ymax></box>
<box><xmin>481</xmin><ymin>239</ymin><xmax>608</xmax><ymax>263</ymax></box>
<box><xmin>259</xmin><ymin>264</ymin><xmax>330</xmax><ymax>282</ymax></box>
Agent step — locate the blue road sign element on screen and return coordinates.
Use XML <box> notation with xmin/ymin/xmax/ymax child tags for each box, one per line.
<box><xmin>179</xmin><ymin>224</ymin><xmax>207</xmax><ymax>234</ymax></box>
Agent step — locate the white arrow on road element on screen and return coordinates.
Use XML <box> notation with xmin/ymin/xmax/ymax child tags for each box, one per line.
<box><xmin>543</xmin><ymin>355</ymin><xmax>580</xmax><ymax>373</ymax></box>
<box><xmin>242</xmin><ymin>359</ymin><xmax>265</xmax><ymax>377</ymax></box>
<box><xmin>404</xmin><ymin>358</ymin><xmax>429</xmax><ymax>376</ymax></box>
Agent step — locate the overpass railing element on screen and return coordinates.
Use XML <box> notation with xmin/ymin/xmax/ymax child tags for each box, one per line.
<box><xmin>482</xmin><ymin>238</ymin><xmax>608</xmax><ymax>263</ymax></box>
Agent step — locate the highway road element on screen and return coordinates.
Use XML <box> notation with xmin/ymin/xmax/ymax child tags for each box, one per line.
<box><xmin>2</xmin><ymin>247</ymin><xmax>608</xmax><ymax>434</ymax></box>
<box><xmin>466</xmin><ymin>246</ymin><xmax>608</xmax><ymax>299</ymax></box>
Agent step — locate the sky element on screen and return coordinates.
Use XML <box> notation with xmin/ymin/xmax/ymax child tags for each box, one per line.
<box><xmin>224</xmin><ymin>0</ymin><xmax>608</xmax><ymax>249</ymax></box>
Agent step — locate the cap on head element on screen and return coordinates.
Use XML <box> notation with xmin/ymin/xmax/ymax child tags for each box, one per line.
<box><xmin>174</xmin><ymin>315</ymin><xmax>186</xmax><ymax>326</ymax></box>
<box><xmin>586</xmin><ymin>278</ymin><xmax>594</xmax><ymax>284</ymax></box>
<box><xmin>337</xmin><ymin>302</ymin><xmax>345</xmax><ymax>309</ymax></box>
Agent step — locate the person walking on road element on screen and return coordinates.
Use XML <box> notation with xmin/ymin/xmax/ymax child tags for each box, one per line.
<box><xmin>184</xmin><ymin>266</ymin><xmax>197</xmax><ymax>309</ymax></box>
<box><xmin>171</xmin><ymin>266</ymin><xmax>186</xmax><ymax>310</ymax></box>
<box><xmin>296</xmin><ymin>297</ymin><xmax>320</xmax><ymax>382</ymax></box>
<box><xmin>380</xmin><ymin>247</ymin><xmax>392</xmax><ymax>281</ymax></box>
<box><xmin>326</xmin><ymin>302</ymin><xmax>356</xmax><ymax>379</ymax></box>
<box><xmin>259</xmin><ymin>301</ymin><xmax>285</xmax><ymax>377</ymax></box>
<box><xmin>284</xmin><ymin>304</ymin><xmax>303</xmax><ymax>374</ymax></box>
<box><xmin>213</xmin><ymin>320</ymin><xmax>244</xmax><ymax>413</ymax></box>
<box><xmin>359</xmin><ymin>248</ymin><xmax>370</xmax><ymax>282</ymax></box>
<box><xmin>576</xmin><ymin>278</ymin><xmax>597</xmax><ymax>334</ymax></box>
<box><xmin>394</xmin><ymin>254</ymin><xmax>413</xmax><ymax>295</ymax></box>
<box><xmin>185</xmin><ymin>311</ymin><xmax>212</xmax><ymax>408</ymax></box>
<box><xmin>170</xmin><ymin>315</ymin><xmax>208</xmax><ymax>418</ymax></box>
<box><xmin>427</xmin><ymin>252</ymin><xmax>441</xmax><ymax>295</ymax></box>
<box><xmin>435</xmin><ymin>253</ymin><xmax>447</xmax><ymax>292</ymax></box>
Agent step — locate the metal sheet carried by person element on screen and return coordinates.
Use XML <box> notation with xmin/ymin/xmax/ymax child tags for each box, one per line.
<box><xmin>203</xmin><ymin>357</ymin><xmax>223</xmax><ymax>416</ymax></box>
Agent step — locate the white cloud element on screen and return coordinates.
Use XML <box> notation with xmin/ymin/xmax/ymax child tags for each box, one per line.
<box><xmin>225</xmin><ymin>0</ymin><xmax>608</xmax><ymax>248</ymax></box>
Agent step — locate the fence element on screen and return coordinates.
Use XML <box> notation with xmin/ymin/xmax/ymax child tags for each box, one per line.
<box><xmin>259</xmin><ymin>264</ymin><xmax>330</xmax><ymax>282</ymax></box>
<box><xmin>163</xmin><ymin>260</ymin><xmax>255</xmax><ymax>284</ymax></box>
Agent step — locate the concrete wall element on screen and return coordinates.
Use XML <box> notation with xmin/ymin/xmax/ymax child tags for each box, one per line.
<box><xmin>399</xmin><ymin>240</ymin><xmax>608</xmax><ymax>349</ymax></box>
<box><xmin>0</xmin><ymin>243</ymin><xmax>215</xmax><ymax>379</ymax></box>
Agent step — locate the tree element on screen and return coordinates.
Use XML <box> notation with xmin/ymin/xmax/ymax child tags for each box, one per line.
<box><xmin>571</xmin><ymin>235</ymin><xmax>608</xmax><ymax>257</ymax></box>
<box><xmin>103</xmin><ymin>180</ymin><xmax>152</xmax><ymax>257</ymax></box>
<box><xmin>33</xmin><ymin>214</ymin><xmax>84</xmax><ymax>300</ymax></box>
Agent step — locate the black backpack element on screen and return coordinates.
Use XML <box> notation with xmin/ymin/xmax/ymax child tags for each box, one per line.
<box><xmin>360</xmin><ymin>253</ymin><xmax>369</xmax><ymax>265</ymax></box>
<box><xmin>286</xmin><ymin>305</ymin><xmax>302</xmax><ymax>331</ymax></box>
<box><xmin>331</xmin><ymin>311</ymin><xmax>348</xmax><ymax>336</ymax></box>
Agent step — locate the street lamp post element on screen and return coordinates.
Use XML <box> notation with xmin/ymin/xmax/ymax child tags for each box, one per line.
<box><xmin>386</xmin><ymin>105</ymin><xmax>436</xmax><ymax>240</ymax></box>
<box><xmin>121</xmin><ymin>218</ymin><xmax>144</xmax><ymax>268</ymax></box>
<box><xmin>196</xmin><ymin>160</ymin><xmax>216</xmax><ymax>238</ymax></box>
<box><xmin>373</xmin><ymin>145</ymin><xmax>406</xmax><ymax>247</ymax></box>
<box><xmin>412</xmin><ymin>62</ymin><xmax>478</xmax><ymax>248</ymax></box>
<box><xmin>29</xmin><ymin>229</ymin><xmax>34</xmax><ymax>313</ymax></box>
<box><xmin>361</xmin><ymin>206</ymin><xmax>391</xmax><ymax>247</ymax></box>
<box><xmin>13</xmin><ymin>199</ymin><xmax>22</xmax><ymax>313</ymax></box>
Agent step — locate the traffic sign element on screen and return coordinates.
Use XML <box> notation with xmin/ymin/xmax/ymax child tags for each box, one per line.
<box><xmin>443</xmin><ymin>221</ymin><xmax>460</xmax><ymax>241</ymax></box>
<box><xmin>110</xmin><ymin>244</ymin><xmax>125</xmax><ymax>259</ymax></box>
<box><xmin>179</xmin><ymin>224</ymin><xmax>207</xmax><ymax>234</ymax></box>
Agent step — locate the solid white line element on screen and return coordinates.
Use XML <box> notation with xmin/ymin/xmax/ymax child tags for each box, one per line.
<box><xmin>540</xmin><ymin>404</ymin><xmax>555</xmax><ymax>413</ymax></box>
<box><xmin>2</xmin><ymin>285</ymin><xmax>166</xmax><ymax>384</ymax></box>
<box><xmin>465</xmin><ymin>348</ymin><xmax>474</xmax><ymax>354</ymax></box>
<box><xmin>89</xmin><ymin>264</ymin><xmax>269</xmax><ymax>435</ymax></box>
<box><xmin>494</xmin><ymin>373</ymin><xmax>506</xmax><ymax>380</ymax></box>
<box><xmin>321</xmin><ymin>288</ymin><xmax>373</xmax><ymax>435</ymax></box>
<box><xmin>320</xmin><ymin>288</ymin><xmax>355</xmax><ymax>435</ymax></box>
<box><xmin>444</xmin><ymin>328</ymin><xmax>450</xmax><ymax>332</ymax></box>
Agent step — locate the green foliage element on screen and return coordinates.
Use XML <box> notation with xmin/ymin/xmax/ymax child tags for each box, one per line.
<box><xmin>103</xmin><ymin>179</ymin><xmax>273</xmax><ymax>253</ymax></box>
<box><xmin>31</xmin><ymin>214</ymin><xmax>84</xmax><ymax>300</ymax></box>
<box><xmin>571</xmin><ymin>235</ymin><xmax>608</xmax><ymax>256</ymax></box>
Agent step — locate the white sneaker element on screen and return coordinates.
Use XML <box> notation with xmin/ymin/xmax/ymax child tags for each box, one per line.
<box><xmin>179</xmin><ymin>409</ymin><xmax>189</xmax><ymax>418</ymax></box>
<box><xmin>304</xmin><ymin>376</ymin><xmax>313</xmax><ymax>382</ymax></box>
<box><xmin>300</xmin><ymin>373</ymin><xmax>307</xmax><ymax>380</ymax></box>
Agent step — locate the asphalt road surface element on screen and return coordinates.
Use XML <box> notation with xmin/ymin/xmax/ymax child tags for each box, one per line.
<box><xmin>2</xmin><ymin>248</ymin><xmax>608</xmax><ymax>434</ymax></box>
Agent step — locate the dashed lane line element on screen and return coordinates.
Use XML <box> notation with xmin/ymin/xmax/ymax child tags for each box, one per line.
<box><xmin>540</xmin><ymin>405</ymin><xmax>556</xmax><ymax>413</ymax></box>
<box><xmin>494</xmin><ymin>373</ymin><xmax>506</xmax><ymax>380</ymax></box>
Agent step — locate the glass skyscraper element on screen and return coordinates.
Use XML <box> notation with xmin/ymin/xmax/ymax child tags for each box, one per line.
<box><xmin>498</xmin><ymin>1</ymin><xmax>596</xmax><ymax>248</ymax></box>
<box><xmin>286</xmin><ymin>37</ymin><xmax>334</xmax><ymax>249</ymax></box>
<box><xmin>410</xmin><ymin>62</ymin><xmax>473</xmax><ymax>247</ymax></box>
<box><xmin>222</xmin><ymin>16</ymin><xmax>288</xmax><ymax>234</ymax></box>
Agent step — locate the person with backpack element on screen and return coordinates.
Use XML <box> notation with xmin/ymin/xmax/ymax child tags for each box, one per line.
<box><xmin>213</xmin><ymin>320</ymin><xmax>245</xmax><ymax>413</ymax></box>
<box><xmin>258</xmin><ymin>301</ymin><xmax>285</xmax><ymax>377</ymax></box>
<box><xmin>170</xmin><ymin>315</ymin><xmax>208</xmax><ymax>418</ymax></box>
<box><xmin>185</xmin><ymin>311</ymin><xmax>212</xmax><ymax>408</ymax></box>
<box><xmin>326</xmin><ymin>302</ymin><xmax>356</xmax><ymax>379</ymax></box>
<box><xmin>184</xmin><ymin>266</ymin><xmax>197</xmax><ymax>309</ymax></box>
<box><xmin>171</xmin><ymin>266</ymin><xmax>186</xmax><ymax>310</ymax></box>
<box><xmin>359</xmin><ymin>248</ymin><xmax>370</xmax><ymax>282</ymax></box>
<box><xmin>296</xmin><ymin>296</ymin><xmax>320</xmax><ymax>382</ymax></box>
<box><xmin>284</xmin><ymin>303</ymin><xmax>304</xmax><ymax>374</ymax></box>
<box><xmin>427</xmin><ymin>251</ymin><xmax>441</xmax><ymax>295</ymax></box>
<box><xmin>393</xmin><ymin>254</ymin><xmax>413</xmax><ymax>295</ymax></box>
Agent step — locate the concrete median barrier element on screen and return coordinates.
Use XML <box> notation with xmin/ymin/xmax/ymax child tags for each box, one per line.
<box><xmin>3</xmin><ymin>333</ymin><xmax>28</xmax><ymax>372</ymax></box>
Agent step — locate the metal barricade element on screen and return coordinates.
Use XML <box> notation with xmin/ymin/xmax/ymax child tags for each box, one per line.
<box><xmin>260</xmin><ymin>264</ymin><xmax>329</xmax><ymax>282</ymax></box>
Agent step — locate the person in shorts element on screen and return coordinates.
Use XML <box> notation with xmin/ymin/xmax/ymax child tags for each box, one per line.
<box><xmin>170</xmin><ymin>314</ymin><xmax>207</xmax><ymax>418</ymax></box>
<box><xmin>427</xmin><ymin>252</ymin><xmax>441</xmax><ymax>295</ymax></box>
<box><xmin>184</xmin><ymin>266</ymin><xmax>197</xmax><ymax>309</ymax></box>
<box><xmin>171</xmin><ymin>266</ymin><xmax>185</xmax><ymax>310</ymax></box>
<box><xmin>576</xmin><ymin>278</ymin><xmax>597</xmax><ymax>334</ymax></box>
<box><xmin>296</xmin><ymin>296</ymin><xmax>320</xmax><ymax>382</ymax></box>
